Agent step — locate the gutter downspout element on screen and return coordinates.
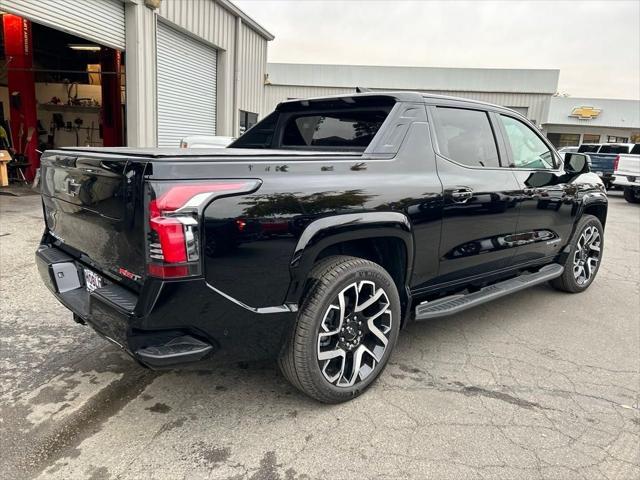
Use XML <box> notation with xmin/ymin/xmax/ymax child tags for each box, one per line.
<box><xmin>232</xmin><ymin>16</ymin><xmax>242</xmax><ymax>137</ymax></box>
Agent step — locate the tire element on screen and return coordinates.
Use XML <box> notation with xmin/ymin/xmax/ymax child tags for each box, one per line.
<box><xmin>278</xmin><ymin>255</ymin><xmax>401</xmax><ymax>403</ymax></box>
<box><xmin>550</xmin><ymin>215</ymin><xmax>604</xmax><ymax>293</ymax></box>
<box><xmin>623</xmin><ymin>187</ymin><xmax>640</xmax><ymax>204</ymax></box>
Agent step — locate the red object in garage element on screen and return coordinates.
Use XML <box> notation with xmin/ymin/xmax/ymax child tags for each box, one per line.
<box><xmin>100</xmin><ymin>48</ymin><xmax>124</xmax><ymax>147</ymax></box>
<box><xmin>2</xmin><ymin>14</ymin><xmax>38</xmax><ymax>181</ymax></box>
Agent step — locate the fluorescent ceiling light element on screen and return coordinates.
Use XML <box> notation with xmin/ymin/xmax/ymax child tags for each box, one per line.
<box><xmin>68</xmin><ymin>44</ymin><xmax>101</xmax><ymax>51</ymax></box>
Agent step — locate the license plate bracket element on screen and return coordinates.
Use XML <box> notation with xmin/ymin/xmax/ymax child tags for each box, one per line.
<box><xmin>84</xmin><ymin>268</ymin><xmax>103</xmax><ymax>293</ymax></box>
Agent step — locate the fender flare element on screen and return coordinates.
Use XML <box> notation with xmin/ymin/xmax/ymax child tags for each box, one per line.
<box><xmin>560</xmin><ymin>191</ymin><xmax>608</xmax><ymax>261</ymax></box>
<box><xmin>285</xmin><ymin>212</ymin><xmax>414</xmax><ymax>306</ymax></box>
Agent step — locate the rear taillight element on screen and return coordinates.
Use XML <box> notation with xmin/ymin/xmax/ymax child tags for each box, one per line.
<box><xmin>613</xmin><ymin>155</ymin><xmax>620</xmax><ymax>172</ymax></box>
<box><xmin>146</xmin><ymin>180</ymin><xmax>260</xmax><ymax>279</ymax></box>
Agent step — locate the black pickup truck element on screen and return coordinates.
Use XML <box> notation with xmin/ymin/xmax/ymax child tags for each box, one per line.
<box><xmin>36</xmin><ymin>93</ymin><xmax>607</xmax><ymax>403</ymax></box>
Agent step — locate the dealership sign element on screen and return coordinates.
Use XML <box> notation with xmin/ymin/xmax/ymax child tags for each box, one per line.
<box><xmin>569</xmin><ymin>106</ymin><xmax>602</xmax><ymax>120</ymax></box>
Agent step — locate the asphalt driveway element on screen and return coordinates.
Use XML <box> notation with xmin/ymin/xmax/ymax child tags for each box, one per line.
<box><xmin>1</xmin><ymin>191</ymin><xmax>638</xmax><ymax>480</ymax></box>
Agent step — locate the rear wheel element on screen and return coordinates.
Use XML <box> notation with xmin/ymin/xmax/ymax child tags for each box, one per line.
<box><xmin>623</xmin><ymin>187</ymin><xmax>640</xmax><ymax>204</ymax></box>
<box><xmin>278</xmin><ymin>256</ymin><xmax>401</xmax><ymax>403</ymax></box>
<box><xmin>550</xmin><ymin>215</ymin><xmax>603</xmax><ymax>293</ymax></box>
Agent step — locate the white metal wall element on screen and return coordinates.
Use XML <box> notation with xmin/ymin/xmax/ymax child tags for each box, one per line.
<box><xmin>238</xmin><ymin>24</ymin><xmax>268</xmax><ymax>117</ymax></box>
<box><xmin>1</xmin><ymin>0</ymin><xmax>125</xmax><ymax>50</ymax></box>
<box><xmin>157</xmin><ymin>0</ymin><xmax>269</xmax><ymax>136</ymax></box>
<box><xmin>263</xmin><ymin>85</ymin><xmax>551</xmax><ymax>125</ymax></box>
<box><xmin>156</xmin><ymin>21</ymin><xmax>218</xmax><ymax>147</ymax></box>
<box><xmin>124</xmin><ymin>0</ymin><xmax>271</xmax><ymax>145</ymax></box>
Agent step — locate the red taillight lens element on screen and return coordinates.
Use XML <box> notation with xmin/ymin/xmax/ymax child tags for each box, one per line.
<box><xmin>613</xmin><ymin>155</ymin><xmax>620</xmax><ymax>172</ymax></box>
<box><xmin>150</xmin><ymin>217</ymin><xmax>187</xmax><ymax>263</ymax></box>
<box><xmin>146</xmin><ymin>180</ymin><xmax>260</xmax><ymax>279</ymax></box>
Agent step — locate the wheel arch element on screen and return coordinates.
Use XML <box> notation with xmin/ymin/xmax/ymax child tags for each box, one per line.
<box><xmin>582</xmin><ymin>195</ymin><xmax>608</xmax><ymax>228</ymax></box>
<box><xmin>286</xmin><ymin>212</ymin><xmax>414</xmax><ymax>323</ymax></box>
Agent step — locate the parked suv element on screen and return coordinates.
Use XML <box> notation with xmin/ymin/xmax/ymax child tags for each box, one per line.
<box><xmin>35</xmin><ymin>93</ymin><xmax>607</xmax><ymax>403</ymax></box>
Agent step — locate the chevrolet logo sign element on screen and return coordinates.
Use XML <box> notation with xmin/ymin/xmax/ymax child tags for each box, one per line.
<box><xmin>569</xmin><ymin>106</ymin><xmax>602</xmax><ymax>120</ymax></box>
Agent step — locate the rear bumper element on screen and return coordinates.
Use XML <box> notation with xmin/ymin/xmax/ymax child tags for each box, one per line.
<box><xmin>612</xmin><ymin>175</ymin><xmax>640</xmax><ymax>187</ymax></box>
<box><xmin>36</xmin><ymin>244</ymin><xmax>297</xmax><ymax>368</ymax></box>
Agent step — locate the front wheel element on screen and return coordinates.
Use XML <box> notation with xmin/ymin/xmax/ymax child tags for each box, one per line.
<box><xmin>623</xmin><ymin>187</ymin><xmax>640</xmax><ymax>204</ymax></box>
<box><xmin>550</xmin><ymin>214</ymin><xmax>604</xmax><ymax>293</ymax></box>
<box><xmin>278</xmin><ymin>256</ymin><xmax>401</xmax><ymax>403</ymax></box>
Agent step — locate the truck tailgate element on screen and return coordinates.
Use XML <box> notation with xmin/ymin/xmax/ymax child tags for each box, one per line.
<box><xmin>40</xmin><ymin>153</ymin><xmax>148</xmax><ymax>286</ymax></box>
<box><xmin>588</xmin><ymin>153</ymin><xmax>617</xmax><ymax>174</ymax></box>
<box><xmin>616</xmin><ymin>155</ymin><xmax>640</xmax><ymax>176</ymax></box>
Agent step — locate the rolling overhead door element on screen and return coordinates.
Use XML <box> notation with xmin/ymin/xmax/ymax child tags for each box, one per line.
<box><xmin>0</xmin><ymin>0</ymin><xmax>125</xmax><ymax>50</ymax></box>
<box><xmin>156</xmin><ymin>21</ymin><xmax>217</xmax><ymax>147</ymax></box>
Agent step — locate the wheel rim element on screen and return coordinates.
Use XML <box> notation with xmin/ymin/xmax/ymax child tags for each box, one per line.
<box><xmin>572</xmin><ymin>225</ymin><xmax>601</xmax><ymax>286</ymax></box>
<box><xmin>316</xmin><ymin>280</ymin><xmax>392</xmax><ymax>388</ymax></box>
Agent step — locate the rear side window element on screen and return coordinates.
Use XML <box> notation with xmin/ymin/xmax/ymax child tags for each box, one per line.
<box><xmin>433</xmin><ymin>107</ymin><xmax>500</xmax><ymax>168</ymax></box>
<box><xmin>281</xmin><ymin>109</ymin><xmax>390</xmax><ymax>149</ymax></box>
<box><xmin>631</xmin><ymin>144</ymin><xmax>640</xmax><ymax>155</ymax></box>
<box><xmin>230</xmin><ymin>112</ymin><xmax>278</xmax><ymax>149</ymax></box>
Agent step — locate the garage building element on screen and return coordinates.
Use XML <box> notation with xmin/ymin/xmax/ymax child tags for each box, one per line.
<box><xmin>263</xmin><ymin>63</ymin><xmax>560</xmax><ymax>127</ymax></box>
<box><xmin>0</xmin><ymin>0</ymin><xmax>272</xmax><ymax>180</ymax></box>
<box><xmin>543</xmin><ymin>96</ymin><xmax>640</xmax><ymax>147</ymax></box>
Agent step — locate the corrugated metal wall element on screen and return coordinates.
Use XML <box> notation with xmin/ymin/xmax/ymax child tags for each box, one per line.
<box><xmin>157</xmin><ymin>0</ymin><xmax>269</xmax><ymax>136</ymax></box>
<box><xmin>1</xmin><ymin>0</ymin><xmax>125</xmax><ymax>50</ymax></box>
<box><xmin>124</xmin><ymin>1</ymin><xmax>157</xmax><ymax>147</ymax></box>
<box><xmin>238</xmin><ymin>23</ymin><xmax>267</xmax><ymax>117</ymax></box>
<box><xmin>263</xmin><ymin>85</ymin><xmax>551</xmax><ymax>125</ymax></box>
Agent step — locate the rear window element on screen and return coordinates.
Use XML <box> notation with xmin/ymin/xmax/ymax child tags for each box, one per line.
<box><xmin>599</xmin><ymin>145</ymin><xmax>631</xmax><ymax>154</ymax></box>
<box><xmin>281</xmin><ymin>109</ymin><xmax>390</xmax><ymax>149</ymax></box>
<box><xmin>578</xmin><ymin>144</ymin><xmax>601</xmax><ymax>153</ymax></box>
<box><xmin>230</xmin><ymin>95</ymin><xmax>395</xmax><ymax>151</ymax></box>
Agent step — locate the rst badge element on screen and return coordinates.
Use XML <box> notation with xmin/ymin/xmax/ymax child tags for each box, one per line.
<box><xmin>118</xmin><ymin>267</ymin><xmax>141</xmax><ymax>281</ymax></box>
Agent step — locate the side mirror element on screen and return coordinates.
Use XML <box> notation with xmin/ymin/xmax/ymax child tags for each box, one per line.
<box><xmin>564</xmin><ymin>153</ymin><xmax>590</xmax><ymax>174</ymax></box>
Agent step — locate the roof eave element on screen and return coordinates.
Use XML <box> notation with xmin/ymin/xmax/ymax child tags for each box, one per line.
<box><xmin>217</xmin><ymin>0</ymin><xmax>275</xmax><ymax>40</ymax></box>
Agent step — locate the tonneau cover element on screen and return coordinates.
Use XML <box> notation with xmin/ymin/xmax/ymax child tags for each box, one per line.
<box><xmin>56</xmin><ymin>147</ymin><xmax>364</xmax><ymax>159</ymax></box>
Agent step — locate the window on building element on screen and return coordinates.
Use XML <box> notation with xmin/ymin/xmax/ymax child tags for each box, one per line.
<box><xmin>433</xmin><ymin>107</ymin><xmax>500</xmax><ymax>168</ymax></box>
<box><xmin>547</xmin><ymin>133</ymin><xmax>580</xmax><ymax>148</ymax></box>
<box><xmin>500</xmin><ymin>115</ymin><xmax>555</xmax><ymax>169</ymax></box>
<box><xmin>606</xmin><ymin>135</ymin><xmax>629</xmax><ymax>143</ymax></box>
<box><xmin>582</xmin><ymin>134</ymin><xmax>600</xmax><ymax>144</ymax></box>
<box><xmin>239</xmin><ymin>111</ymin><xmax>259</xmax><ymax>135</ymax></box>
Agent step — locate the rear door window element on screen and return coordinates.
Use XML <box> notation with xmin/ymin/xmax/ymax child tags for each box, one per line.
<box><xmin>281</xmin><ymin>109</ymin><xmax>390</xmax><ymax>149</ymax></box>
<box><xmin>433</xmin><ymin>107</ymin><xmax>500</xmax><ymax>168</ymax></box>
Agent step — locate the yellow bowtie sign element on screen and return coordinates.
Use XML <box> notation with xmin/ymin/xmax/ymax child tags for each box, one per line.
<box><xmin>569</xmin><ymin>106</ymin><xmax>602</xmax><ymax>120</ymax></box>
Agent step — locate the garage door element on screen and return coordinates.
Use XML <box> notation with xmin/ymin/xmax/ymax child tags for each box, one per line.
<box><xmin>1</xmin><ymin>0</ymin><xmax>125</xmax><ymax>50</ymax></box>
<box><xmin>156</xmin><ymin>21</ymin><xmax>217</xmax><ymax>148</ymax></box>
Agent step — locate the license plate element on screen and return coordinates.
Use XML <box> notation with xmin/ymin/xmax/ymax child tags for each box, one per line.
<box><xmin>84</xmin><ymin>268</ymin><xmax>103</xmax><ymax>293</ymax></box>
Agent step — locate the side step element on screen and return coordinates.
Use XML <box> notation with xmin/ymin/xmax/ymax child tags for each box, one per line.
<box><xmin>415</xmin><ymin>263</ymin><xmax>564</xmax><ymax>321</ymax></box>
<box><xmin>135</xmin><ymin>336</ymin><xmax>213</xmax><ymax>368</ymax></box>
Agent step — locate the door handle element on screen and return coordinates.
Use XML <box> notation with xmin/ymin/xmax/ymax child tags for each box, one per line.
<box><xmin>450</xmin><ymin>188</ymin><xmax>473</xmax><ymax>203</ymax></box>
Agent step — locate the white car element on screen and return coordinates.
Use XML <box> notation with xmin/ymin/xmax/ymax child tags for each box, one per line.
<box><xmin>612</xmin><ymin>144</ymin><xmax>640</xmax><ymax>203</ymax></box>
<box><xmin>179</xmin><ymin>136</ymin><xmax>235</xmax><ymax>148</ymax></box>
